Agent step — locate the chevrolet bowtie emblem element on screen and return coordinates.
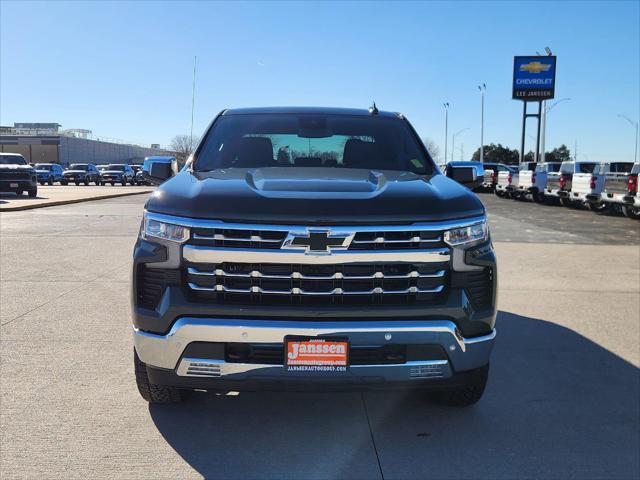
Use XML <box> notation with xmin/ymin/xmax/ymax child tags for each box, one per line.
<box><xmin>284</xmin><ymin>230</ymin><xmax>352</xmax><ymax>253</ymax></box>
<box><xmin>520</xmin><ymin>61</ymin><xmax>552</xmax><ymax>74</ymax></box>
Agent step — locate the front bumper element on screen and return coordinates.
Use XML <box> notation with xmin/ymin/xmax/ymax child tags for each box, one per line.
<box><xmin>134</xmin><ymin>317</ymin><xmax>495</xmax><ymax>388</ymax></box>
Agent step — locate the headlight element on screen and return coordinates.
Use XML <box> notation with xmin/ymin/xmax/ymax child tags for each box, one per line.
<box><xmin>444</xmin><ymin>221</ymin><xmax>488</xmax><ymax>247</ymax></box>
<box><xmin>142</xmin><ymin>213</ymin><xmax>189</xmax><ymax>243</ymax></box>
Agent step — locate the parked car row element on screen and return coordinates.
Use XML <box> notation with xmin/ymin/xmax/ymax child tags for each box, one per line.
<box><xmin>34</xmin><ymin>163</ymin><xmax>149</xmax><ymax>186</ymax></box>
<box><xmin>489</xmin><ymin>160</ymin><xmax>640</xmax><ymax>219</ymax></box>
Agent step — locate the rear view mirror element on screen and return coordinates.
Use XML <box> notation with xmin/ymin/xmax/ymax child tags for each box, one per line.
<box><xmin>143</xmin><ymin>159</ymin><xmax>177</xmax><ymax>185</ymax></box>
<box><xmin>447</xmin><ymin>166</ymin><xmax>483</xmax><ymax>189</ymax></box>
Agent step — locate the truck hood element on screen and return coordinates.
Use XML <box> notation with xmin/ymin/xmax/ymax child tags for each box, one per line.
<box><xmin>0</xmin><ymin>165</ymin><xmax>34</xmax><ymax>173</ymax></box>
<box><xmin>146</xmin><ymin>167</ymin><xmax>484</xmax><ymax>224</ymax></box>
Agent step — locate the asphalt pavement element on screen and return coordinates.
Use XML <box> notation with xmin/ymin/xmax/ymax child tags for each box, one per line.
<box><xmin>1</xmin><ymin>192</ymin><xmax>638</xmax><ymax>479</ymax></box>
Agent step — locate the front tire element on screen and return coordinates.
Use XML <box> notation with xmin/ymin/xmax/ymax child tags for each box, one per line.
<box><xmin>429</xmin><ymin>364</ymin><xmax>489</xmax><ymax>407</ymax></box>
<box><xmin>48</xmin><ymin>176</ymin><xmax>54</xmax><ymax>186</ymax></box>
<box><xmin>621</xmin><ymin>205</ymin><xmax>640</xmax><ymax>219</ymax></box>
<box><xmin>134</xmin><ymin>349</ymin><xmax>184</xmax><ymax>404</ymax></box>
<box><xmin>28</xmin><ymin>187</ymin><xmax>37</xmax><ymax>198</ymax></box>
<box><xmin>61</xmin><ymin>180</ymin><xmax>68</xmax><ymax>186</ymax></box>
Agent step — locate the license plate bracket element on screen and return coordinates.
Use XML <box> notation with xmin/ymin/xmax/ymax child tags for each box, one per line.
<box><xmin>284</xmin><ymin>336</ymin><xmax>349</xmax><ymax>372</ymax></box>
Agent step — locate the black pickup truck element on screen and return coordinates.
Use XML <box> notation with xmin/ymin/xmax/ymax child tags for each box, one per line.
<box><xmin>0</xmin><ymin>153</ymin><xmax>38</xmax><ymax>197</ymax></box>
<box><xmin>132</xmin><ymin>107</ymin><xmax>497</xmax><ymax>406</ymax></box>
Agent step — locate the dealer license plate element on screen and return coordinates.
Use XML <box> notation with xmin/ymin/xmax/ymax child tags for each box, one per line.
<box><xmin>285</xmin><ymin>336</ymin><xmax>349</xmax><ymax>372</ymax></box>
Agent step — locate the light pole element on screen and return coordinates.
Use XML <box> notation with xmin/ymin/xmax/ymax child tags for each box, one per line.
<box><xmin>443</xmin><ymin>103</ymin><xmax>449</xmax><ymax>163</ymax></box>
<box><xmin>617</xmin><ymin>114</ymin><xmax>639</xmax><ymax>164</ymax></box>
<box><xmin>539</xmin><ymin>97</ymin><xmax>570</xmax><ymax>163</ymax></box>
<box><xmin>478</xmin><ymin>83</ymin><xmax>486</xmax><ymax>162</ymax></box>
<box><xmin>451</xmin><ymin>128</ymin><xmax>469</xmax><ymax>162</ymax></box>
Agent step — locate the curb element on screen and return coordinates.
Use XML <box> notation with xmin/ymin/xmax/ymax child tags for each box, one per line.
<box><xmin>0</xmin><ymin>190</ymin><xmax>154</xmax><ymax>212</ymax></box>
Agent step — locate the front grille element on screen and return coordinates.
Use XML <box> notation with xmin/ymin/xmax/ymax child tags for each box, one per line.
<box><xmin>350</xmin><ymin>230</ymin><xmax>444</xmax><ymax>250</ymax></box>
<box><xmin>187</xmin><ymin>227</ymin><xmax>444</xmax><ymax>250</ymax></box>
<box><xmin>190</xmin><ymin>228</ymin><xmax>287</xmax><ymax>249</ymax></box>
<box><xmin>136</xmin><ymin>266</ymin><xmax>181</xmax><ymax>309</ymax></box>
<box><xmin>185</xmin><ymin>261</ymin><xmax>448</xmax><ymax>305</ymax></box>
<box><xmin>1</xmin><ymin>172</ymin><xmax>30</xmax><ymax>180</ymax></box>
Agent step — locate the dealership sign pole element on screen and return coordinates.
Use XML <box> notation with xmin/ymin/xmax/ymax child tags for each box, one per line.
<box><xmin>513</xmin><ymin>55</ymin><xmax>556</xmax><ymax>165</ymax></box>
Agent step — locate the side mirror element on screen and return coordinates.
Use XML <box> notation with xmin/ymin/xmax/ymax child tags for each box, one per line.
<box><xmin>143</xmin><ymin>160</ymin><xmax>176</xmax><ymax>185</ymax></box>
<box><xmin>447</xmin><ymin>166</ymin><xmax>483</xmax><ymax>190</ymax></box>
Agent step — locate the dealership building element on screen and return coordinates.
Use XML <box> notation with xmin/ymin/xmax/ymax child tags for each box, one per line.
<box><xmin>0</xmin><ymin>123</ymin><xmax>170</xmax><ymax>165</ymax></box>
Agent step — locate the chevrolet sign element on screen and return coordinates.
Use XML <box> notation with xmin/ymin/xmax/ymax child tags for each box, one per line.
<box><xmin>513</xmin><ymin>56</ymin><xmax>556</xmax><ymax>100</ymax></box>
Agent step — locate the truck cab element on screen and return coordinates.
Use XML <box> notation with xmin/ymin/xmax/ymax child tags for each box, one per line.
<box><xmin>132</xmin><ymin>107</ymin><xmax>497</xmax><ymax>407</ymax></box>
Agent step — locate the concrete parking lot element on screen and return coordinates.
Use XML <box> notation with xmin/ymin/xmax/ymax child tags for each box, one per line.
<box><xmin>0</xmin><ymin>185</ymin><xmax>153</xmax><ymax>211</ymax></box>
<box><xmin>1</xmin><ymin>193</ymin><xmax>638</xmax><ymax>479</ymax></box>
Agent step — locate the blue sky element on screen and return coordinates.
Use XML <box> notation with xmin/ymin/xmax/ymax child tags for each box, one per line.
<box><xmin>1</xmin><ymin>1</ymin><xmax>638</xmax><ymax>162</ymax></box>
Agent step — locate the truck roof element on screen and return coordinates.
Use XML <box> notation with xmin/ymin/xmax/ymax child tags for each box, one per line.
<box><xmin>222</xmin><ymin>106</ymin><xmax>401</xmax><ymax>118</ymax></box>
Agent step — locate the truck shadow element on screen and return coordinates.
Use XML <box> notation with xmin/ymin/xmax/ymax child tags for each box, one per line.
<box><xmin>149</xmin><ymin>311</ymin><xmax>639</xmax><ymax>479</ymax></box>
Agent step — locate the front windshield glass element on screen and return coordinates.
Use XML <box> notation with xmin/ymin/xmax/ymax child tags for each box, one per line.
<box><xmin>35</xmin><ymin>164</ymin><xmax>51</xmax><ymax>170</ymax></box>
<box><xmin>0</xmin><ymin>154</ymin><xmax>27</xmax><ymax>165</ymax></box>
<box><xmin>195</xmin><ymin>114</ymin><xmax>433</xmax><ymax>174</ymax></box>
<box><xmin>69</xmin><ymin>164</ymin><xmax>88</xmax><ymax>171</ymax></box>
<box><xmin>107</xmin><ymin>165</ymin><xmax>125</xmax><ymax>171</ymax></box>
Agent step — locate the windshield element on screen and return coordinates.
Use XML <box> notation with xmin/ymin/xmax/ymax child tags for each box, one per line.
<box><xmin>69</xmin><ymin>164</ymin><xmax>88</xmax><ymax>171</ymax></box>
<box><xmin>194</xmin><ymin>114</ymin><xmax>433</xmax><ymax>174</ymax></box>
<box><xmin>35</xmin><ymin>164</ymin><xmax>51</xmax><ymax>170</ymax></box>
<box><xmin>107</xmin><ymin>165</ymin><xmax>125</xmax><ymax>171</ymax></box>
<box><xmin>0</xmin><ymin>154</ymin><xmax>27</xmax><ymax>165</ymax></box>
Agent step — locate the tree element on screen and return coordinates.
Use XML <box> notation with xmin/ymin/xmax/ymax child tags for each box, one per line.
<box><xmin>545</xmin><ymin>144</ymin><xmax>572</xmax><ymax>163</ymax></box>
<box><xmin>471</xmin><ymin>143</ymin><xmax>519</xmax><ymax>165</ymax></box>
<box><xmin>422</xmin><ymin>138</ymin><xmax>441</xmax><ymax>162</ymax></box>
<box><xmin>169</xmin><ymin>134</ymin><xmax>198</xmax><ymax>166</ymax></box>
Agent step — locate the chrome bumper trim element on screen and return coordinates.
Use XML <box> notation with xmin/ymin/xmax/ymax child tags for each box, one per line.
<box><xmin>183</xmin><ymin>245</ymin><xmax>450</xmax><ymax>265</ymax></box>
<box><xmin>133</xmin><ymin>318</ymin><xmax>496</xmax><ymax>377</ymax></box>
<box><xmin>175</xmin><ymin>357</ymin><xmax>451</xmax><ymax>380</ymax></box>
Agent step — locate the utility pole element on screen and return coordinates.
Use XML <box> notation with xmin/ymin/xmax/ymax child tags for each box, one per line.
<box><xmin>540</xmin><ymin>98</ymin><xmax>570</xmax><ymax>163</ymax></box>
<box><xmin>574</xmin><ymin>139</ymin><xmax>578</xmax><ymax>161</ymax></box>
<box><xmin>443</xmin><ymin>103</ymin><xmax>449</xmax><ymax>163</ymax></box>
<box><xmin>478</xmin><ymin>84</ymin><xmax>486</xmax><ymax>162</ymax></box>
<box><xmin>190</xmin><ymin>56</ymin><xmax>197</xmax><ymax>151</ymax></box>
<box><xmin>617</xmin><ymin>114</ymin><xmax>639</xmax><ymax>164</ymax></box>
<box><xmin>452</xmin><ymin>128</ymin><xmax>469</xmax><ymax>162</ymax></box>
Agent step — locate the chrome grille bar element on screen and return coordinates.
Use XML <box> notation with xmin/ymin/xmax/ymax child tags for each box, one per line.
<box><xmin>183</xmin><ymin>245</ymin><xmax>450</xmax><ymax>265</ymax></box>
<box><xmin>351</xmin><ymin>236</ymin><xmax>442</xmax><ymax>244</ymax></box>
<box><xmin>187</xmin><ymin>266</ymin><xmax>445</xmax><ymax>280</ymax></box>
<box><xmin>188</xmin><ymin>283</ymin><xmax>445</xmax><ymax>296</ymax></box>
<box><xmin>192</xmin><ymin>233</ymin><xmax>282</xmax><ymax>243</ymax></box>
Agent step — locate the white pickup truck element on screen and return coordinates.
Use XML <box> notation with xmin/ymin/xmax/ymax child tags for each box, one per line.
<box><xmin>518</xmin><ymin>162</ymin><xmax>562</xmax><ymax>203</ymax></box>
<box><xmin>545</xmin><ymin>161</ymin><xmax>598</xmax><ymax>207</ymax></box>
<box><xmin>570</xmin><ymin>162</ymin><xmax>632</xmax><ymax>212</ymax></box>
<box><xmin>495</xmin><ymin>162</ymin><xmax>535</xmax><ymax>199</ymax></box>
<box><xmin>600</xmin><ymin>162</ymin><xmax>640</xmax><ymax>219</ymax></box>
